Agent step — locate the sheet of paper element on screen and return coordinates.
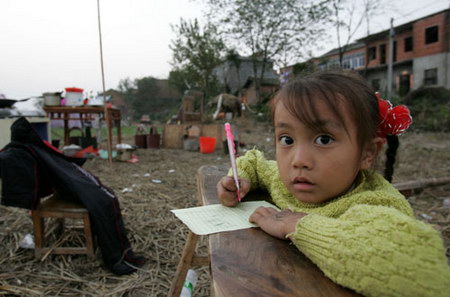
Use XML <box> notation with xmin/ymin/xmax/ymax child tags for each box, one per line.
<box><xmin>171</xmin><ymin>201</ymin><xmax>280</xmax><ymax>235</ymax></box>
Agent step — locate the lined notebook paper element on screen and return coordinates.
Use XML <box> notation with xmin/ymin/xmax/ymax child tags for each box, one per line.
<box><xmin>171</xmin><ymin>201</ymin><xmax>279</xmax><ymax>235</ymax></box>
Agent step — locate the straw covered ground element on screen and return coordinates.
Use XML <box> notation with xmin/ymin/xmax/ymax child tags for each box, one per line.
<box><xmin>1</xmin><ymin>118</ymin><xmax>449</xmax><ymax>297</ymax></box>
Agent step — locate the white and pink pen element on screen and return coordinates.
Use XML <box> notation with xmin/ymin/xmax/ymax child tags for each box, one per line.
<box><xmin>224</xmin><ymin>122</ymin><xmax>241</xmax><ymax>202</ymax></box>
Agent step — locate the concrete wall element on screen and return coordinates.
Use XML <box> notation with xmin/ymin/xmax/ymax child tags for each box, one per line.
<box><xmin>365</xmin><ymin>70</ymin><xmax>387</xmax><ymax>93</ymax></box>
<box><xmin>366</xmin><ymin>52</ymin><xmax>449</xmax><ymax>95</ymax></box>
<box><xmin>365</xmin><ymin>63</ymin><xmax>413</xmax><ymax>96</ymax></box>
<box><xmin>447</xmin><ymin>52</ymin><xmax>450</xmax><ymax>88</ymax></box>
<box><xmin>413</xmin><ymin>52</ymin><xmax>450</xmax><ymax>89</ymax></box>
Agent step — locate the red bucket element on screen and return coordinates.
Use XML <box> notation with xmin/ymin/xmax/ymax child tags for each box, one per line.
<box><xmin>199</xmin><ymin>137</ymin><xmax>216</xmax><ymax>154</ymax></box>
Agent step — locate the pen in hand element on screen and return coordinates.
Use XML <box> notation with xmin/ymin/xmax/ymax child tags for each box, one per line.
<box><xmin>224</xmin><ymin>122</ymin><xmax>241</xmax><ymax>202</ymax></box>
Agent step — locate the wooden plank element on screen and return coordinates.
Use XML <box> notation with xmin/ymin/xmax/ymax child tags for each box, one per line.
<box><xmin>197</xmin><ymin>165</ymin><xmax>362</xmax><ymax>297</ymax></box>
<box><xmin>191</xmin><ymin>255</ymin><xmax>210</xmax><ymax>267</ymax></box>
<box><xmin>393</xmin><ymin>176</ymin><xmax>450</xmax><ymax>197</ymax></box>
<box><xmin>38</xmin><ymin>211</ymin><xmax>85</xmax><ymax>219</ymax></box>
<box><xmin>40</xmin><ymin>195</ymin><xmax>89</xmax><ymax>212</ymax></box>
<box><xmin>168</xmin><ymin>231</ymin><xmax>200</xmax><ymax>297</ymax></box>
<box><xmin>163</xmin><ymin>124</ymin><xmax>187</xmax><ymax>149</ymax></box>
<box><xmin>40</xmin><ymin>247</ymin><xmax>90</xmax><ymax>255</ymax></box>
<box><xmin>163</xmin><ymin>124</ymin><xmax>224</xmax><ymax>150</ymax></box>
<box><xmin>32</xmin><ymin>211</ymin><xmax>44</xmax><ymax>258</ymax></box>
<box><xmin>83</xmin><ymin>214</ymin><xmax>96</xmax><ymax>259</ymax></box>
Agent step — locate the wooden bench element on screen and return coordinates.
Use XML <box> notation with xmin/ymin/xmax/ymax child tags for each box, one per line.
<box><xmin>31</xmin><ymin>194</ymin><xmax>95</xmax><ymax>260</ymax></box>
<box><xmin>393</xmin><ymin>176</ymin><xmax>450</xmax><ymax>198</ymax></box>
<box><xmin>169</xmin><ymin>165</ymin><xmax>362</xmax><ymax>297</ymax></box>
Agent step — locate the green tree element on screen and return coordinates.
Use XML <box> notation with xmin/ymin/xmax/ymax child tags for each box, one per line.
<box><xmin>170</xmin><ymin>18</ymin><xmax>225</xmax><ymax>101</ymax></box>
<box><xmin>200</xmin><ymin>0</ymin><xmax>330</xmax><ymax>101</ymax></box>
<box><xmin>223</xmin><ymin>49</ymin><xmax>242</xmax><ymax>94</ymax></box>
<box><xmin>118</xmin><ymin>77</ymin><xmax>137</xmax><ymax>119</ymax></box>
<box><xmin>117</xmin><ymin>76</ymin><xmax>160</xmax><ymax>121</ymax></box>
<box><xmin>118</xmin><ymin>78</ymin><xmax>135</xmax><ymax>103</ymax></box>
<box><xmin>134</xmin><ymin>77</ymin><xmax>160</xmax><ymax>116</ymax></box>
<box><xmin>292</xmin><ymin>61</ymin><xmax>316</xmax><ymax>76</ymax></box>
<box><xmin>168</xmin><ymin>68</ymin><xmax>191</xmax><ymax>95</ymax></box>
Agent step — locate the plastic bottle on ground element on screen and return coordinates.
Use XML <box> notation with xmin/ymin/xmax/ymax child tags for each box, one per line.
<box><xmin>180</xmin><ymin>269</ymin><xmax>198</xmax><ymax>297</ymax></box>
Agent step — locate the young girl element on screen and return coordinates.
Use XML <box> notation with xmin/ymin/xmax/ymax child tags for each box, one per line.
<box><xmin>217</xmin><ymin>71</ymin><xmax>450</xmax><ymax>297</ymax></box>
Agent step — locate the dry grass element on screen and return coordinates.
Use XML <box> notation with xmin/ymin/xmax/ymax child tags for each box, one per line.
<box><xmin>1</xmin><ymin>119</ymin><xmax>449</xmax><ymax>296</ymax></box>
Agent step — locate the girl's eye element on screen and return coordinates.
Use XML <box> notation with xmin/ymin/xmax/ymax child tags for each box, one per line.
<box><xmin>314</xmin><ymin>135</ymin><xmax>334</xmax><ymax>145</ymax></box>
<box><xmin>279</xmin><ymin>135</ymin><xmax>294</xmax><ymax>146</ymax></box>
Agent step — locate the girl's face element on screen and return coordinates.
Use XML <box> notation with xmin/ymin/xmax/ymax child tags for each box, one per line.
<box><xmin>274</xmin><ymin>98</ymin><xmax>378</xmax><ymax>204</ymax></box>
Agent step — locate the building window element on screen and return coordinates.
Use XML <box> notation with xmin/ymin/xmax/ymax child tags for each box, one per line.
<box><xmin>380</xmin><ymin>44</ymin><xmax>386</xmax><ymax>64</ymax></box>
<box><xmin>368</xmin><ymin>46</ymin><xmax>376</xmax><ymax>61</ymax></box>
<box><xmin>371</xmin><ymin>79</ymin><xmax>380</xmax><ymax>91</ymax></box>
<box><xmin>318</xmin><ymin>63</ymin><xmax>326</xmax><ymax>71</ymax></box>
<box><xmin>393</xmin><ymin>41</ymin><xmax>397</xmax><ymax>62</ymax></box>
<box><xmin>425</xmin><ymin>26</ymin><xmax>439</xmax><ymax>44</ymax></box>
<box><xmin>424</xmin><ymin>68</ymin><xmax>437</xmax><ymax>85</ymax></box>
<box><xmin>357</xmin><ymin>56</ymin><xmax>365</xmax><ymax>68</ymax></box>
<box><xmin>404</xmin><ymin>36</ymin><xmax>413</xmax><ymax>52</ymax></box>
<box><xmin>329</xmin><ymin>60</ymin><xmax>339</xmax><ymax>70</ymax></box>
<box><xmin>350</xmin><ymin>55</ymin><xmax>364</xmax><ymax>68</ymax></box>
<box><xmin>342</xmin><ymin>59</ymin><xmax>351</xmax><ymax>69</ymax></box>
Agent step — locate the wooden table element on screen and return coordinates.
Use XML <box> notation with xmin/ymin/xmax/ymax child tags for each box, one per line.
<box><xmin>43</xmin><ymin>106</ymin><xmax>121</xmax><ymax>147</ymax></box>
<box><xmin>195</xmin><ymin>165</ymin><xmax>362</xmax><ymax>297</ymax></box>
<box><xmin>169</xmin><ymin>166</ymin><xmax>449</xmax><ymax>297</ymax></box>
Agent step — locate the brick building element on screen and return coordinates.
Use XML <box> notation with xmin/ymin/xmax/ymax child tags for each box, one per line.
<box><xmin>282</xmin><ymin>9</ymin><xmax>450</xmax><ymax>97</ymax></box>
<box><xmin>361</xmin><ymin>8</ymin><xmax>450</xmax><ymax>96</ymax></box>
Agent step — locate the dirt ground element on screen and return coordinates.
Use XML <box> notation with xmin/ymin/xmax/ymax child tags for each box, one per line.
<box><xmin>0</xmin><ymin>117</ymin><xmax>449</xmax><ymax>296</ymax></box>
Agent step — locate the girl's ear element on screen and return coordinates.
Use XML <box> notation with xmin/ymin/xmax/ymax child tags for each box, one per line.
<box><xmin>360</xmin><ymin>137</ymin><xmax>385</xmax><ymax>170</ymax></box>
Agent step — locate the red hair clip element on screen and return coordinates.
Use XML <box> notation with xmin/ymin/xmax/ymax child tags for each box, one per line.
<box><xmin>375</xmin><ymin>93</ymin><xmax>413</xmax><ymax>138</ymax></box>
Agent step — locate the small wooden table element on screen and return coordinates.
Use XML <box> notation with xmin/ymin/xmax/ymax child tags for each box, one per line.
<box><xmin>196</xmin><ymin>165</ymin><xmax>362</xmax><ymax>297</ymax></box>
<box><xmin>43</xmin><ymin>106</ymin><xmax>122</xmax><ymax>147</ymax></box>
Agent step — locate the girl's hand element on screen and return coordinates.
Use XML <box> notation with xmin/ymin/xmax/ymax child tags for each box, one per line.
<box><xmin>249</xmin><ymin>207</ymin><xmax>307</xmax><ymax>240</ymax></box>
<box><xmin>217</xmin><ymin>176</ymin><xmax>250</xmax><ymax>207</ymax></box>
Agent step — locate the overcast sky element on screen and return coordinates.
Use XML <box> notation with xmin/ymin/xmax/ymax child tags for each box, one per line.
<box><xmin>0</xmin><ymin>0</ymin><xmax>448</xmax><ymax>99</ymax></box>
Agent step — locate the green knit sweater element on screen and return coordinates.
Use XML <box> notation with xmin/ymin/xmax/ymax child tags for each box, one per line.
<box><xmin>234</xmin><ymin>149</ymin><xmax>450</xmax><ymax>297</ymax></box>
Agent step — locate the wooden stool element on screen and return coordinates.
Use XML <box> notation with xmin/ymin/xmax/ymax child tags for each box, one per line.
<box><xmin>168</xmin><ymin>172</ymin><xmax>211</xmax><ymax>297</ymax></box>
<box><xmin>31</xmin><ymin>194</ymin><xmax>95</xmax><ymax>259</ymax></box>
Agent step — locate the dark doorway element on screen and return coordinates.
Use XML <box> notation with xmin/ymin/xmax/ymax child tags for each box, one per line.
<box><xmin>399</xmin><ymin>74</ymin><xmax>410</xmax><ymax>96</ymax></box>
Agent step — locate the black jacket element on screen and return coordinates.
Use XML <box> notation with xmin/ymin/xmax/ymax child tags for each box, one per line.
<box><xmin>0</xmin><ymin>117</ymin><xmax>142</xmax><ymax>273</ymax></box>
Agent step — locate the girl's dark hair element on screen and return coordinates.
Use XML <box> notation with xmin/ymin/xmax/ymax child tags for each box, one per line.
<box><xmin>271</xmin><ymin>70</ymin><xmax>399</xmax><ymax>182</ymax></box>
<box><xmin>384</xmin><ymin>135</ymin><xmax>399</xmax><ymax>182</ymax></box>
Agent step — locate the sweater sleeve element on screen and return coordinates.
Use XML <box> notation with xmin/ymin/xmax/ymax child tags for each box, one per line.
<box><xmin>230</xmin><ymin>149</ymin><xmax>277</xmax><ymax>191</ymax></box>
<box><xmin>291</xmin><ymin>204</ymin><xmax>450</xmax><ymax>297</ymax></box>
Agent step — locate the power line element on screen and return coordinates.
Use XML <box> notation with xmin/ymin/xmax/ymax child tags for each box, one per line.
<box><xmin>395</xmin><ymin>0</ymin><xmax>445</xmax><ymax>22</ymax></box>
<box><xmin>365</xmin><ymin>0</ymin><xmax>447</xmax><ymax>36</ymax></box>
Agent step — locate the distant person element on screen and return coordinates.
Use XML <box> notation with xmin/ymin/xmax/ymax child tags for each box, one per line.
<box><xmin>217</xmin><ymin>71</ymin><xmax>450</xmax><ymax>296</ymax></box>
